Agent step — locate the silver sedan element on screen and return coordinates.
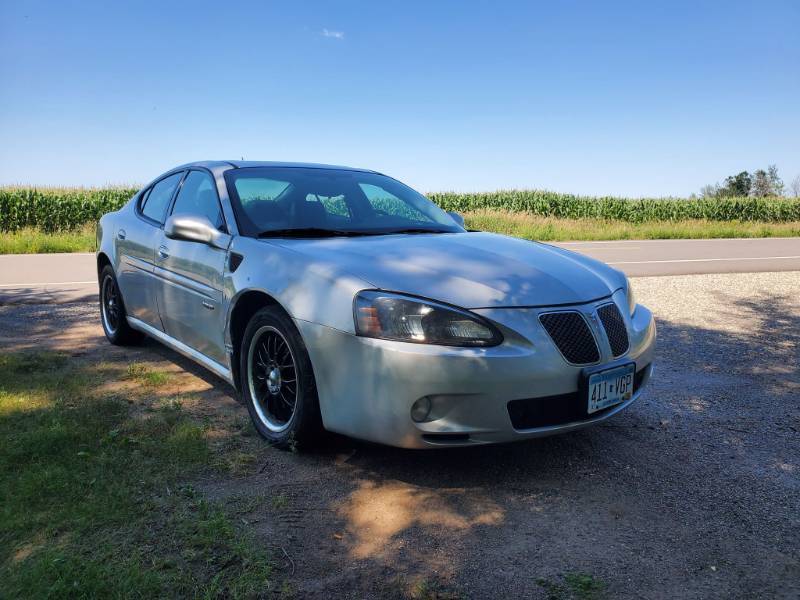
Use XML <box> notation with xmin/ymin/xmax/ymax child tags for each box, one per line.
<box><xmin>97</xmin><ymin>161</ymin><xmax>656</xmax><ymax>449</ymax></box>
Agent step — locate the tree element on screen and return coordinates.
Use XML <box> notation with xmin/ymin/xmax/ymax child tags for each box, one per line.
<box><xmin>700</xmin><ymin>183</ymin><xmax>720</xmax><ymax>198</ymax></box>
<box><xmin>717</xmin><ymin>171</ymin><xmax>751</xmax><ymax>197</ymax></box>
<box><xmin>752</xmin><ymin>165</ymin><xmax>785</xmax><ymax>197</ymax></box>
<box><xmin>767</xmin><ymin>165</ymin><xmax>784</xmax><ymax>196</ymax></box>
<box><xmin>790</xmin><ymin>175</ymin><xmax>800</xmax><ymax>198</ymax></box>
<box><xmin>751</xmin><ymin>169</ymin><xmax>771</xmax><ymax>197</ymax></box>
<box><xmin>701</xmin><ymin>166</ymin><xmax>785</xmax><ymax>198</ymax></box>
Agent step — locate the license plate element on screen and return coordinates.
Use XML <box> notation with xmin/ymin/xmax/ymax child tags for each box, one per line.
<box><xmin>587</xmin><ymin>363</ymin><xmax>635</xmax><ymax>414</ymax></box>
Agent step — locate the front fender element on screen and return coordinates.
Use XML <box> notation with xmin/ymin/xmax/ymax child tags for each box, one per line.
<box><xmin>224</xmin><ymin>236</ymin><xmax>372</xmax><ymax>336</ymax></box>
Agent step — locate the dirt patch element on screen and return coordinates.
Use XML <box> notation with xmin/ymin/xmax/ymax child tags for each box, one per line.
<box><xmin>1</xmin><ymin>271</ymin><xmax>798</xmax><ymax>599</ymax></box>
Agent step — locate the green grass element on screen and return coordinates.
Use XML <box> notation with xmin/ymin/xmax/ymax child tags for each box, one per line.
<box><xmin>271</xmin><ymin>493</ymin><xmax>290</xmax><ymax>511</ymax></box>
<box><xmin>0</xmin><ymin>351</ymin><xmax>272</xmax><ymax>597</ymax></box>
<box><xmin>0</xmin><ymin>224</ymin><xmax>96</xmax><ymax>254</ymax></box>
<box><xmin>536</xmin><ymin>572</ymin><xmax>607</xmax><ymax>600</ymax></box>
<box><xmin>465</xmin><ymin>210</ymin><xmax>800</xmax><ymax>241</ymax></box>
<box><xmin>563</xmin><ymin>572</ymin><xmax>607</xmax><ymax>599</ymax></box>
<box><xmin>126</xmin><ymin>362</ymin><xmax>172</xmax><ymax>387</ymax></box>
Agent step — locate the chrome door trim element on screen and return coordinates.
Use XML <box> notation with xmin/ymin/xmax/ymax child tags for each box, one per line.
<box><xmin>152</xmin><ymin>263</ymin><xmax>218</xmax><ymax>300</ymax></box>
<box><xmin>126</xmin><ymin>316</ymin><xmax>233</xmax><ymax>385</ymax></box>
<box><xmin>121</xmin><ymin>254</ymin><xmax>155</xmax><ymax>274</ymax></box>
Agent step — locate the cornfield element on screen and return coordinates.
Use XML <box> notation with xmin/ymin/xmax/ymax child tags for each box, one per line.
<box><xmin>0</xmin><ymin>187</ymin><xmax>137</xmax><ymax>232</ymax></box>
<box><xmin>429</xmin><ymin>190</ymin><xmax>800</xmax><ymax>223</ymax></box>
<box><xmin>1</xmin><ymin>186</ymin><xmax>799</xmax><ymax>232</ymax></box>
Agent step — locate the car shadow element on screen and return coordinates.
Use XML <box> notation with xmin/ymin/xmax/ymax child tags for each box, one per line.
<box><xmin>141</xmin><ymin>336</ymin><xmax>238</xmax><ymax>399</ymax></box>
<box><xmin>0</xmin><ymin>286</ymin><xmax>97</xmax><ymax>306</ymax></box>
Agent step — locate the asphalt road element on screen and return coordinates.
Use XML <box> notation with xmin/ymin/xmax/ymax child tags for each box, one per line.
<box><xmin>0</xmin><ymin>237</ymin><xmax>798</xmax><ymax>304</ymax></box>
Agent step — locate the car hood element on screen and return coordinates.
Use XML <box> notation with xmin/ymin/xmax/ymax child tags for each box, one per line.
<box><xmin>266</xmin><ymin>232</ymin><xmax>626</xmax><ymax>309</ymax></box>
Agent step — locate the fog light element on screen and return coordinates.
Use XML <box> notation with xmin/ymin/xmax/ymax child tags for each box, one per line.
<box><xmin>410</xmin><ymin>396</ymin><xmax>433</xmax><ymax>423</ymax></box>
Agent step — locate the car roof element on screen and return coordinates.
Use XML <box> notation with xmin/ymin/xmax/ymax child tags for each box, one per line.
<box><xmin>172</xmin><ymin>160</ymin><xmax>381</xmax><ymax>174</ymax></box>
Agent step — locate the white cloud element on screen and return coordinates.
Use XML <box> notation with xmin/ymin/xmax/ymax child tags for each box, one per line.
<box><xmin>322</xmin><ymin>28</ymin><xmax>345</xmax><ymax>40</ymax></box>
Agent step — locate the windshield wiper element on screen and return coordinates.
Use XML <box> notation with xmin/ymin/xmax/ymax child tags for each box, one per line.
<box><xmin>257</xmin><ymin>227</ymin><xmax>455</xmax><ymax>238</ymax></box>
<box><xmin>381</xmin><ymin>227</ymin><xmax>453</xmax><ymax>234</ymax></box>
<box><xmin>257</xmin><ymin>227</ymin><xmax>377</xmax><ymax>238</ymax></box>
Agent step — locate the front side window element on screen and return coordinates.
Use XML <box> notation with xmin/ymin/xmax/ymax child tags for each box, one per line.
<box><xmin>171</xmin><ymin>170</ymin><xmax>225</xmax><ymax>230</ymax></box>
<box><xmin>359</xmin><ymin>183</ymin><xmax>428</xmax><ymax>222</ymax></box>
<box><xmin>141</xmin><ymin>172</ymin><xmax>183</xmax><ymax>224</ymax></box>
<box><xmin>225</xmin><ymin>167</ymin><xmax>462</xmax><ymax>237</ymax></box>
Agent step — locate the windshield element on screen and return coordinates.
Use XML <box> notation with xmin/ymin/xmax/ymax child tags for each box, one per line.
<box><xmin>224</xmin><ymin>167</ymin><xmax>464</xmax><ymax>237</ymax></box>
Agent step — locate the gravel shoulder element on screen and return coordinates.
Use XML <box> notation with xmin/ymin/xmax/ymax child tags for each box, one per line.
<box><xmin>1</xmin><ymin>272</ymin><xmax>798</xmax><ymax>599</ymax></box>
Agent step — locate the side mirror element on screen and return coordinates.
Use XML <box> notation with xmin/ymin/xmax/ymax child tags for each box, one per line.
<box><xmin>164</xmin><ymin>215</ymin><xmax>231</xmax><ymax>250</ymax></box>
<box><xmin>447</xmin><ymin>210</ymin><xmax>465</xmax><ymax>228</ymax></box>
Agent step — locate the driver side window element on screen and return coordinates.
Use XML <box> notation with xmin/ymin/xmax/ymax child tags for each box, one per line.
<box><xmin>141</xmin><ymin>172</ymin><xmax>183</xmax><ymax>224</ymax></box>
<box><xmin>170</xmin><ymin>171</ymin><xmax>225</xmax><ymax>231</ymax></box>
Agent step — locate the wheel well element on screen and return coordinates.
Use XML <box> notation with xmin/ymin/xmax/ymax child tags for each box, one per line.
<box><xmin>229</xmin><ymin>291</ymin><xmax>287</xmax><ymax>392</ymax></box>
<box><xmin>97</xmin><ymin>252</ymin><xmax>111</xmax><ymax>281</ymax></box>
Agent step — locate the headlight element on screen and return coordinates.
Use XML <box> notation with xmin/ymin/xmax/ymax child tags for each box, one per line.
<box><xmin>354</xmin><ymin>290</ymin><xmax>502</xmax><ymax>347</ymax></box>
<box><xmin>626</xmin><ymin>278</ymin><xmax>636</xmax><ymax>316</ymax></box>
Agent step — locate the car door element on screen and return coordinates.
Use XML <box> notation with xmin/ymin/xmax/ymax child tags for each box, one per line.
<box><xmin>116</xmin><ymin>171</ymin><xmax>185</xmax><ymax>330</ymax></box>
<box><xmin>154</xmin><ymin>169</ymin><xmax>230</xmax><ymax>365</ymax></box>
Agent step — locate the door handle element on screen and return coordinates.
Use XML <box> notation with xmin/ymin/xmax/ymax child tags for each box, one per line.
<box><xmin>117</xmin><ymin>229</ymin><xmax>126</xmax><ymax>240</ymax></box>
<box><xmin>158</xmin><ymin>246</ymin><xmax>169</xmax><ymax>259</ymax></box>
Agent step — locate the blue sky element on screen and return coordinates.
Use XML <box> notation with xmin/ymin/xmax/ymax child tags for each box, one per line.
<box><xmin>1</xmin><ymin>0</ymin><xmax>798</xmax><ymax>196</ymax></box>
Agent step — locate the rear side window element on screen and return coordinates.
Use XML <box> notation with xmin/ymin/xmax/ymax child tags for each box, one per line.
<box><xmin>171</xmin><ymin>171</ymin><xmax>225</xmax><ymax>230</ymax></box>
<box><xmin>141</xmin><ymin>172</ymin><xmax>183</xmax><ymax>224</ymax></box>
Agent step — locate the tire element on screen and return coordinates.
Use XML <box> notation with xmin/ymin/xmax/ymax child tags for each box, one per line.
<box><xmin>239</xmin><ymin>306</ymin><xmax>323</xmax><ymax>449</ymax></box>
<box><xmin>99</xmin><ymin>264</ymin><xmax>143</xmax><ymax>345</ymax></box>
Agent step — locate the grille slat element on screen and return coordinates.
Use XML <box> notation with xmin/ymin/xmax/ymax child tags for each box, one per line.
<box><xmin>539</xmin><ymin>312</ymin><xmax>600</xmax><ymax>365</ymax></box>
<box><xmin>597</xmin><ymin>303</ymin><xmax>629</xmax><ymax>357</ymax></box>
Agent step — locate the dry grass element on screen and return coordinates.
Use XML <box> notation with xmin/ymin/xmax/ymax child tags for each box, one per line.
<box><xmin>464</xmin><ymin>209</ymin><xmax>800</xmax><ymax>241</ymax></box>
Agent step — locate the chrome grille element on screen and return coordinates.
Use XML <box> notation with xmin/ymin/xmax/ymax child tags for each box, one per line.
<box><xmin>598</xmin><ymin>303</ymin><xmax>629</xmax><ymax>357</ymax></box>
<box><xmin>539</xmin><ymin>312</ymin><xmax>600</xmax><ymax>365</ymax></box>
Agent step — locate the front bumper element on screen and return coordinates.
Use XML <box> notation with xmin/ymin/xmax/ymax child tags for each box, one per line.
<box><xmin>296</xmin><ymin>294</ymin><xmax>656</xmax><ymax>449</ymax></box>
